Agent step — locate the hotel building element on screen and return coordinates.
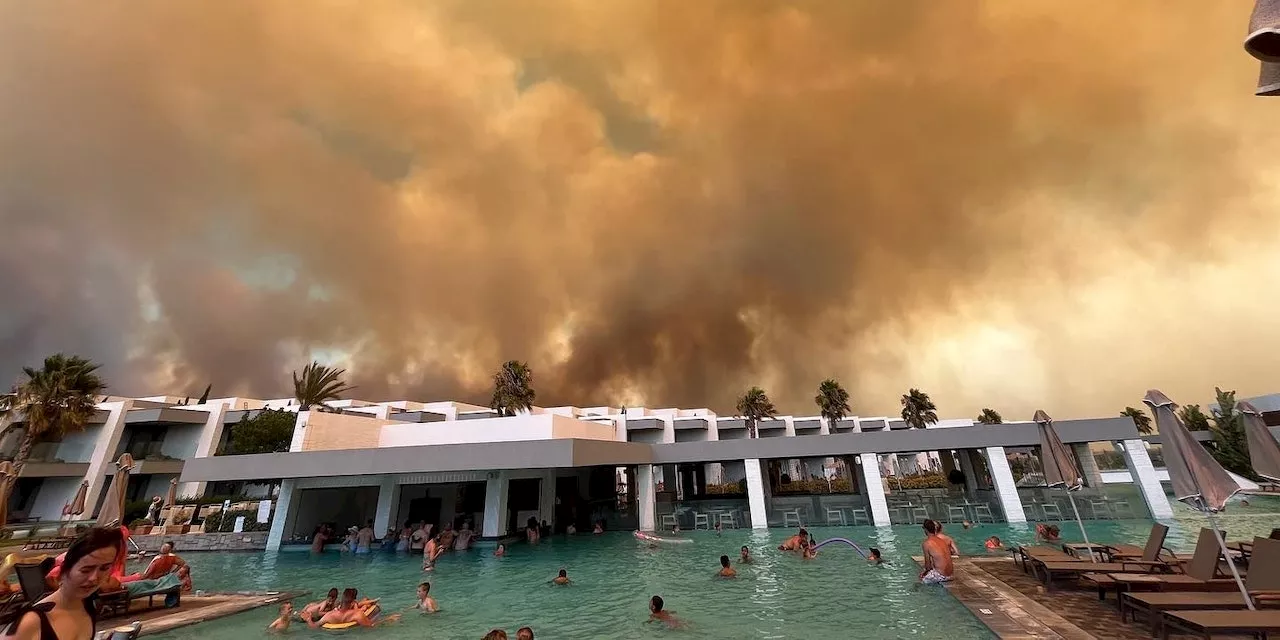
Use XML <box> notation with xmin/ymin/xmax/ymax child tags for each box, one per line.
<box><xmin>6</xmin><ymin>392</ymin><xmax>1267</xmax><ymax>549</ymax></box>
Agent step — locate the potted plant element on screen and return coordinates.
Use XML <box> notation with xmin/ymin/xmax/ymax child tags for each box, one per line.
<box><xmin>129</xmin><ymin>518</ymin><xmax>153</xmax><ymax>535</ymax></box>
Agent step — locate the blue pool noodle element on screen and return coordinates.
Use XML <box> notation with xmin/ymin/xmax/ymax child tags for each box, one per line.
<box><xmin>810</xmin><ymin>537</ymin><xmax>869</xmax><ymax>559</ymax></box>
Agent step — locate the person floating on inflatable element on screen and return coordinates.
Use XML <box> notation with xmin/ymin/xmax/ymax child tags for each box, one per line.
<box><xmin>301</xmin><ymin>588</ymin><xmax>393</xmax><ymax>629</ymax></box>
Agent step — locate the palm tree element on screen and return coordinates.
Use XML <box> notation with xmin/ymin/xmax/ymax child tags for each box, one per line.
<box><xmin>976</xmin><ymin>408</ymin><xmax>1003</xmax><ymax>425</ymax></box>
<box><xmin>900</xmin><ymin>388</ymin><xmax>938</xmax><ymax>429</ymax></box>
<box><xmin>490</xmin><ymin>360</ymin><xmax>536</xmax><ymax>417</ymax></box>
<box><xmin>814</xmin><ymin>379</ymin><xmax>851</xmax><ymax>431</ymax></box>
<box><xmin>1121</xmin><ymin>406</ymin><xmax>1154</xmax><ymax>435</ymax></box>
<box><xmin>736</xmin><ymin>386</ymin><xmax>777</xmax><ymax>438</ymax></box>
<box><xmin>0</xmin><ymin>354</ymin><xmax>106</xmax><ymax>478</ymax></box>
<box><xmin>292</xmin><ymin>362</ymin><xmax>353</xmax><ymax>411</ymax></box>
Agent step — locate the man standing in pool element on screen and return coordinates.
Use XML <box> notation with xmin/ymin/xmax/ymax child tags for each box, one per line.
<box><xmin>778</xmin><ymin>528</ymin><xmax>807</xmax><ymax>551</ymax></box>
<box><xmin>919</xmin><ymin>520</ymin><xmax>954</xmax><ymax>585</ymax></box>
<box><xmin>716</xmin><ymin>555</ymin><xmax>737</xmax><ymax>577</ymax></box>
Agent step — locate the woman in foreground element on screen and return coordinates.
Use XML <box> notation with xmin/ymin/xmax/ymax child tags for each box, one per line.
<box><xmin>5</xmin><ymin>527</ymin><xmax>123</xmax><ymax>640</ymax></box>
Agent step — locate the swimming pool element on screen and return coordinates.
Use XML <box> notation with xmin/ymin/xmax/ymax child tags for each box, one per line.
<box><xmin>146</xmin><ymin>507</ymin><xmax>1280</xmax><ymax>640</ymax></box>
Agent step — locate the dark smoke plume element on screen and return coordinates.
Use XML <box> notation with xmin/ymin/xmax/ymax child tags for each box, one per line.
<box><xmin>1</xmin><ymin>1</ymin><xmax>1277</xmax><ymax>418</ymax></box>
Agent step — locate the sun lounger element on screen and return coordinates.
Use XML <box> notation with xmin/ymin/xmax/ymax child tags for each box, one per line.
<box><xmin>1228</xmin><ymin>527</ymin><xmax>1280</xmax><ymax>562</ymax></box>
<box><xmin>1125</xmin><ymin>537</ymin><xmax>1280</xmax><ymax>637</ymax></box>
<box><xmin>1014</xmin><ymin>545</ymin><xmax>1087</xmax><ymax>573</ymax></box>
<box><xmin>97</xmin><ymin>574</ymin><xmax>182</xmax><ymax>619</ymax></box>
<box><xmin>1158</xmin><ymin>610</ymin><xmax>1280</xmax><ymax>639</ymax></box>
<box><xmin>1034</xmin><ymin>526</ymin><xmax>1182</xmax><ymax>589</ymax></box>
<box><xmin>1104</xmin><ymin>528</ymin><xmax>1244</xmax><ymax>597</ymax></box>
<box><xmin>1106</xmin><ymin>523</ymin><xmax>1178</xmax><ymax>563</ymax></box>
<box><xmin>20</xmin><ymin>537</ymin><xmax>74</xmax><ymax>552</ymax></box>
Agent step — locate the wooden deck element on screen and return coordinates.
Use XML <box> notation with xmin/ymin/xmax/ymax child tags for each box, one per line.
<box><xmin>109</xmin><ymin>590</ymin><xmax>309</xmax><ymax>637</ymax></box>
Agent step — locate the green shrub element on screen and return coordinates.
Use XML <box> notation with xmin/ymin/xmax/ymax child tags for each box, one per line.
<box><xmin>202</xmin><ymin>509</ymin><xmax>270</xmax><ymax>532</ymax></box>
<box><xmin>891</xmin><ymin>473</ymin><xmax>949</xmax><ymax>489</ymax></box>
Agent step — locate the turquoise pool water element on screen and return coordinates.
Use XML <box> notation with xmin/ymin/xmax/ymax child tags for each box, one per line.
<box><xmin>146</xmin><ymin>507</ymin><xmax>1280</xmax><ymax>640</ymax></box>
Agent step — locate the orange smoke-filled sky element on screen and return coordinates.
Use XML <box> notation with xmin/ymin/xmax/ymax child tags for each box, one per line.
<box><xmin>0</xmin><ymin>0</ymin><xmax>1276</xmax><ymax>419</ymax></box>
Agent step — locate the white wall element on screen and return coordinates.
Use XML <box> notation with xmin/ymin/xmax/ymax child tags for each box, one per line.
<box><xmin>379</xmin><ymin>414</ymin><xmax>615</xmax><ymax>448</ymax></box>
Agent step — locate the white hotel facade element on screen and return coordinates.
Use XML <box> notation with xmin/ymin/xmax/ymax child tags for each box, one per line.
<box><xmin>1</xmin><ymin>393</ymin><xmax>1196</xmax><ymax>549</ymax></box>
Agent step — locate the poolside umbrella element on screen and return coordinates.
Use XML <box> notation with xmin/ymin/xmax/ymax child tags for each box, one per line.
<box><xmin>96</xmin><ymin>453</ymin><xmax>135</xmax><ymax>528</ymax></box>
<box><xmin>1033</xmin><ymin>410</ymin><xmax>1094</xmax><ymax>562</ymax></box>
<box><xmin>1144</xmin><ymin>390</ymin><xmax>1252</xmax><ymax>609</ymax></box>
<box><xmin>162</xmin><ymin>478</ymin><xmax>178</xmax><ymax>525</ymax></box>
<box><xmin>1245</xmin><ymin>0</ymin><xmax>1280</xmax><ymax>63</ymax></box>
<box><xmin>69</xmin><ymin>481</ymin><xmax>88</xmax><ymax>517</ymax></box>
<box><xmin>1259</xmin><ymin>61</ymin><xmax>1280</xmax><ymax>96</ymax></box>
<box><xmin>0</xmin><ymin>462</ymin><xmax>15</xmax><ymax>528</ymax></box>
<box><xmin>1239</xmin><ymin>401</ymin><xmax>1280</xmax><ymax>482</ymax></box>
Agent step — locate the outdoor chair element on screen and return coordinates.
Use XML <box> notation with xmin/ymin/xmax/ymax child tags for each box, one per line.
<box><xmin>850</xmin><ymin>508</ymin><xmax>870</xmax><ymax>526</ymax></box>
<box><xmin>718</xmin><ymin>512</ymin><xmax>738</xmax><ymax>529</ymax></box>
<box><xmin>825</xmin><ymin>509</ymin><xmax>846</xmax><ymax>526</ymax></box>
<box><xmin>973</xmin><ymin>504</ymin><xmax>996</xmax><ymax>523</ymax></box>
<box><xmin>1021</xmin><ymin>503</ymin><xmax>1041</xmax><ymax>520</ymax></box>
<box><xmin>1120</xmin><ymin>537</ymin><xmax>1280</xmax><ymax>637</ymax></box>
<box><xmin>693</xmin><ymin>513</ymin><xmax>711</xmax><ymax>530</ymax></box>
<box><xmin>659</xmin><ymin>514</ymin><xmax>678</xmax><ymax>530</ymax></box>
<box><xmin>1040</xmin><ymin>503</ymin><xmax>1064</xmax><ymax>520</ymax></box>
<box><xmin>1089</xmin><ymin>500</ymin><xmax>1111</xmax><ymax>519</ymax></box>
<box><xmin>1101</xmin><ymin>528</ymin><xmax>1242</xmax><ymax>596</ymax></box>
<box><xmin>946</xmin><ymin>505</ymin><xmax>967</xmax><ymax>523</ymax></box>
<box><xmin>1110</xmin><ymin>500</ymin><xmax>1133</xmax><ymax>518</ymax></box>
<box><xmin>909</xmin><ymin>505</ymin><xmax>929</xmax><ymax>524</ymax></box>
<box><xmin>782</xmin><ymin>509</ymin><xmax>804</xmax><ymax>528</ymax></box>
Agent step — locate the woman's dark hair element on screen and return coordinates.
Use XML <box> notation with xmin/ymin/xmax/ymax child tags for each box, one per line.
<box><xmin>63</xmin><ymin>527</ymin><xmax>123</xmax><ymax>575</ymax></box>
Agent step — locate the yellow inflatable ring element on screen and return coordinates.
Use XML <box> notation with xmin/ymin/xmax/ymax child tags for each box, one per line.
<box><xmin>321</xmin><ymin>603</ymin><xmax>380</xmax><ymax>630</ymax></box>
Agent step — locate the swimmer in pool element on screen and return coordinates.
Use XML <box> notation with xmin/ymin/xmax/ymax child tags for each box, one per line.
<box><xmin>778</xmin><ymin>528</ymin><xmax>807</xmax><ymax>551</ymax></box>
<box><xmin>868</xmin><ymin>548</ymin><xmax>886</xmax><ymax>565</ymax></box>
<box><xmin>423</xmin><ymin>534</ymin><xmax>445</xmax><ymax>571</ymax></box>
<box><xmin>551</xmin><ymin>569</ymin><xmax>571</xmax><ymax>585</ymax></box>
<box><xmin>414</xmin><ymin>581</ymin><xmax>437</xmax><ymax>613</ymax></box>
<box><xmin>494</xmin><ymin>543</ymin><xmax>506</xmax><ymax>557</ymax></box>
<box><xmin>268</xmin><ymin>602</ymin><xmax>293</xmax><ymax>631</ymax></box>
<box><xmin>800</xmin><ymin>538</ymin><xmax>816</xmax><ymax>560</ymax></box>
<box><xmin>516</xmin><ymin>627</ymin><xmax>534</xmax><ymax>640</ymax></box>
<box><xmin>646</xmin><ymin>595</ymin><xmax>685</xmax><ymax>629</ymax></box>
<box><xmin>716</xmin><ymin>555</ymin><xmax>736</xmax><ymax>578</ymax></box>
<box><xmin>739</xmin><ymin>546</ymin><xmax>752</xmax><ymax>564</ymax></box>
<box><xmin>303</xmin><ymin>588</ymin><xmax>373</xmax><ymax>628</ymax></box>
<box><xmin>301</xmin><ymin>588</ymin><xmax>340</xmax><ymax>618</ymax></box>
<box><xmin>985</xmin><ymin>536</ymin><xmax>1003</xmax><ymax>551</ymax></box>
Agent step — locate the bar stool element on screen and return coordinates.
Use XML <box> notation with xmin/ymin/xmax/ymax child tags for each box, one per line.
<box><xmin>1110</xmin><ymin>500</ymin><xmax>1133</xmax><ymax>518</ymax></box>
<box><xmin>826</xmin><ymin>508</ymin><xmax>847</xmax><ymax>526</ymax></box>
<box><xmin>1089</xmin><ymin>500</ymin><xmax>1111</xmax><ymax>520</ymax></box>
<box><xmin>660</xmin><ymin>514</ymin><xmax>679</xmax><ymax>529</ymax></box>
<box><xmin>693</xmin><ymin>512</ymin><xmax>711</xmax><ymax>529</ymax></box>
<box><xmin>909</xmin><ymin>505</ymin><xmax>930</xmax><ymax>524</ymax></box>
<box><xmin>719</xmin><ymin>512</ymin><xmax>738</xmax><ymax>529</ymax></box>
<box><xmin>973</xmin><ymin>504</ymin><xmax>996</xmax><ymax>523</ymax></box>
<box><xmin>783</xmin><ymin>509</ymin><xmax>804</xmax><ymax>528</ymax></box>
<box><xmin>947</xmin><ymin>505</ymin><xmax>968</xmax><ymax>523</ymax></box>
<box><xmin>1040</xmin><ymin>503</ymin><xmax>1063</xmax><ymax>520</ymax></box>
<box><xmin>851</xmin><ymin>508</ymin><xmax>870</xmax><ymax>525</ymax></box>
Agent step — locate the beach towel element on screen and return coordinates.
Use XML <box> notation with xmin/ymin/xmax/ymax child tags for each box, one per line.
<box><xmin>125</xmin><ymin>572</ymin><xmax>181</xmax><ymax>598</ymax></box>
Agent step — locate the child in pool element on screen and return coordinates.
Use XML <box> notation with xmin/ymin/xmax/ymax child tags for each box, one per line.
<box><xmin>646</xmin><ymin>595</ymin><xmax>685</xmax><ymax>629</ymax></box>
<box><xmin>868</xmin><ymin>548</ymin><xmax>886</xmax><ymax>565</ymax></box>
<box><xmin>985</xmin><ymin>536</ymin><xmax>1003</xmax><ymax>551</ymax></box>
<box><xmin>494</xmin><ymin>543</ymin><xmax>506</xmax><ymax>557</ymax></box>
<box><xmin>552</xmin><ymin>569</ymin><xmax>571</xmax><ymax>585</ymax></box>
<box><xmin>268</xmin><ymin>602</ymin><xmax>293</xmax><ymax>631</ymax></box>
<box><xmin>716</xmin><ymin>555</ymin><xmax>736</xmax><ymax>578</ymax></box>
<box><xmin>415</xmin><ymin>581</ymin><xmax>438</xmax><ymax>612</ymax></box>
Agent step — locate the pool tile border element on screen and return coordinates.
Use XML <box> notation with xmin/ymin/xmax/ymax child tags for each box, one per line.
<box><xmin>913</xmin><ymin>556</ymin><xmax>1095</xmax><ymax>640</ymax></box>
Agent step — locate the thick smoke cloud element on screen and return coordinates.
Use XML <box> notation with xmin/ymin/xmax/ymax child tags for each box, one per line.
<box><xmin>1</xmin><ymin>0</ymin><xmax>1277</xmax><ymax>418</ymax></box>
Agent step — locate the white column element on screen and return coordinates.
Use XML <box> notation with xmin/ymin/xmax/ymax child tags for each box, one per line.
<box><xmin>80</xmin><ymin>401</ymin><xmax>131</xmax><ymax>521</ymax></box>
<box><xmin>482</xmin><ymin>472</ymin><xmax>509</xmax><ymax>537</ymax></box>
<box><xmin>744</xmin><ymin>458</ymin><xmax>769</xmax><ymax>528</ymax></box>
<box><xmin>373</xmin><ymin>475</ymin><xmax>399</xmax><ymax>536</ymax></box>
<box><xmin>179</xmin><ymin>400</ymin><xmax>231</xmax><ymax>497</ymax></box>
<box><xmin>859</xmin><ymin>453</ymin><xmax>892</xmax><ymax>526</ymax></box>
<box><xmin>266</xmin><ymin>479</ymin><xmax>297</xmax><ymax>550</ymax></box>
<box><xmin>636</xmin><ymin>465</ymin><xmax>657</xmax><ymax>531</ymax></box>
<box><xmin>538</xmin><ymin>470</ymin><xmax>555</xmax><ymax>528</ymax></box>
<box><xmin>288</xmin><ymin>411</ymin><xmax>309</xmax><ymax>452</ymax></box>
<box><xmin>983</xmin><ymin>446</ymin><xmax>1027</xmax><ymax>523</ymax></box>
<box><xmin>1073</xmin><ymin>444</ymin><xmax>1106</xmax><ymax>489</ymax></box>
<box><xmin>1120</xmin><ymin>439</ymin><xmax>1174</xmax><ymax>518</ymax></box>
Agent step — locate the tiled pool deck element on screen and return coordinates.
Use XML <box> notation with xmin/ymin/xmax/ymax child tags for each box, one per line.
<box><xmin>122</xmin><ymin>590</ymin><xmax>308</xmax><ymax>637</ymax></box>
<box><xmin>928</xmin><ymin>556</ymin><xmax>1260</xmax><ymax>640</ymax></box>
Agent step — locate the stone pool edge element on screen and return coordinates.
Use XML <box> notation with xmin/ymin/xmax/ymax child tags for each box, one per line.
<box><xmin>136</xmin><ymin>590</ymin><xmax>310</xmax><ymax>637</ymax></box>
<box><xmin>912</xmin><ymin>556</ymin><xmax>1095</xmax><ymax>640</ymax></box>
